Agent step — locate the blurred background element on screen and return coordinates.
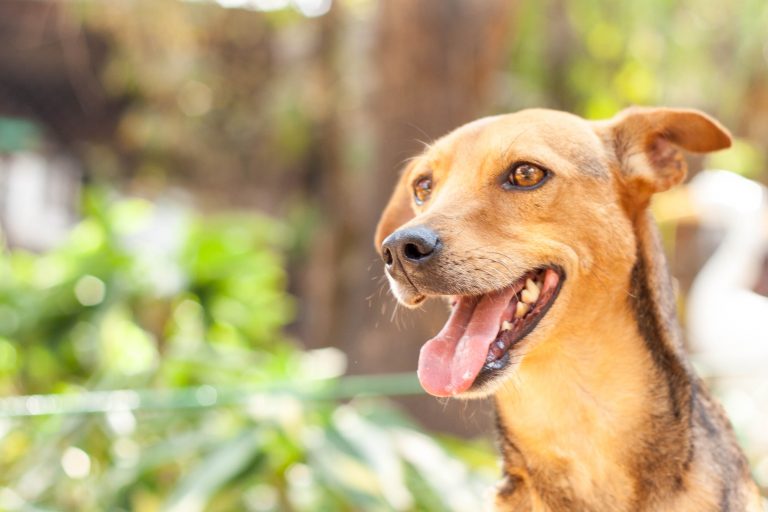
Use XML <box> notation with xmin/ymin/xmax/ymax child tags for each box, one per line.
<box><xmin>0</xmin><ymin>0</ymin><xmax>766</xmax><ymax>510</ymax></box>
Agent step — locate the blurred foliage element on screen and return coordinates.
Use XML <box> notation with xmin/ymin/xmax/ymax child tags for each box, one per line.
<box><xmin>56</xmin><ymin>0</ymin><xmax>767</xmax><ymax>207</ymax></box>
<box><xmin>505</xmin><ymin>0</ymin><xmax>768</xmax><ymax>117</ymax></box>
<box><xmin>70</xmin><ymin>0</ymin><xmax>322</xmax><ymax>204</ymax></box>
<box><xmin>0</xmin><ymin>190</ymin><xmax>293</xmax><ymax>394</ymax></box>
<box><xmin>0</xmin><ymin>193</ymin><xmax>496</xmax><ymax>511</ymax></box>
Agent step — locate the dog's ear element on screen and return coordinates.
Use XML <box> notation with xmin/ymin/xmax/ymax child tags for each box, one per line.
<box><xmin>374</xmin><ymin>162</ymin><xmax>416</xmax><ymax>254</ymax></box>
<box><xmin>605</xmin><ymin>107</ymin><xmax>731</xmax><ymax>207</ymax></box>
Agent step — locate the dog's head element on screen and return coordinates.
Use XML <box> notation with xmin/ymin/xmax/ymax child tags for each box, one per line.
<box><xmin>375</xmin><ymin>107</ymin><xmax>730</xmax><ymax>398</ymax></box>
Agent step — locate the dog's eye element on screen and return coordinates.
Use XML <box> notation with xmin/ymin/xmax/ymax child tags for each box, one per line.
<box><xmin>509</xmin><ymin>164</ymin><xmax>547</xmax><ymax>188</ymax></box>
<box><xmin>413</xmin><ymin>176</ymin><xmax>432</xmax><ymax>205</ymax></box>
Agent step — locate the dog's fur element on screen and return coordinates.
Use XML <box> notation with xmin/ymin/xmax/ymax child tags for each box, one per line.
<box><xmin>374</xmin><ymin>108</ymin><xmax>763</xmax><ymax>511</ymax></box>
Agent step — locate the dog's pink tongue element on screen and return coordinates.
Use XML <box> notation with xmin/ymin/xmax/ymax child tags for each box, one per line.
<box><xmin>417</xmin><ymin>288</ymin><xmax>516</xmax><ymax>397</ymax></box>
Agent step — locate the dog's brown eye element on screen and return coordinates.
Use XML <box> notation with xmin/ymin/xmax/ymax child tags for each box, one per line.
<box><xmin>413</xmin><ymin>177</ymin><xmax>432</xmax><ymax>205</ymax></box>
<box><xmin>509</xmin><ymin>164</ymin><xmax>546</xmax><ymax>188</ymax></box>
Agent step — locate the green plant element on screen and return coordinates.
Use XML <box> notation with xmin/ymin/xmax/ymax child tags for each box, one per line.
<box><xmin>0</xmin><ymin>190</ymin><xmax>497</xmax><ymax>511</ymax></box>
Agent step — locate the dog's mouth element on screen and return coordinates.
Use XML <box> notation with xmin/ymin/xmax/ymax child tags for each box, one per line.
<box><xmin>417</xmin><ymin>266</ymin><xmax>564</xmax><ymax>397</ymax></box>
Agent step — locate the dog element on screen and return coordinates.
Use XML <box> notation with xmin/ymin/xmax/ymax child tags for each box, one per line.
<box><xmin>374</xmin><ymin>107</ymin><xmax>763</xmax><ymax>511</ymax></box>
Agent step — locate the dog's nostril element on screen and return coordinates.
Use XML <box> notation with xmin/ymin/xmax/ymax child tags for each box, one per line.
<box><xmin>383</xmin><ymin>247</ymin><xmax>394</xmax><ymax>266</ymax></box>
<box><xmin>381</xmin><ymin>226</ymin><xmax>440</xmax><ymax>267</ymax></box>
<box><xmin>404</xmin><ymin>242</ymin><xmax>432</xmax><ymax>260</ymax></box>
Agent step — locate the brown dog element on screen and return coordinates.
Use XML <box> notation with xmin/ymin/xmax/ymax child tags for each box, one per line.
<box><xmin>374</xmin><ymin>108</ymin><xmax>763</xmax><ymax>511</ymax></box>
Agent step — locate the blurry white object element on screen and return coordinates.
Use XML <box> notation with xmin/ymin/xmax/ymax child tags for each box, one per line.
<box><xmin>686</xmin><ymin>170</ymin><xmax>768</xmax><ymax>376</ymax></box>
<box><xmin>119</xmin><ymin>198</ymin><xmax>190</xmax><ymax>297</ymax></box>
<box><xmin>0</xmin><ymin>152</ymin><xmax>81</xmax><ymax>250</ymax></box>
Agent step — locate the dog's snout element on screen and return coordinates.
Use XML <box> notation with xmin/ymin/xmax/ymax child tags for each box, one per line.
<box><xmin>381</xmin><ymin>226</ymin><xmax>441</xmax><ymax>268</ymax></box>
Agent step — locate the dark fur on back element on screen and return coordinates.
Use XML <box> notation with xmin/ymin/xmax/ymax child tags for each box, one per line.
<box><xmin>627</xmin><ymin>241</ymin><xmax>693</xmax><ymax>509</ymax></box>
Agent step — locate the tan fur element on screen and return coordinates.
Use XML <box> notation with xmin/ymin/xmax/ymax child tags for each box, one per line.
<box><xmin>375</xmin><ymin>107</ymin><xmax>763</xmax><ymax>511</ymax></box>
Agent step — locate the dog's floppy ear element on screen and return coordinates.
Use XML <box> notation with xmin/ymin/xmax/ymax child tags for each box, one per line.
<box><xmin>374</xmin><ymin>162</ymin><xmax>416</xmax><ymax>254</ymax></box>
<box><xmin>605</xmin><ymin>107</ymin><xmax>731</xmax><ymax>208</ymax></box>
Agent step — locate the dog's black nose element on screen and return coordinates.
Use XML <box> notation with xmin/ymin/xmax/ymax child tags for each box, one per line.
<box><xmin>381</xmin><ymin>226</ymin><xmax>441</xmax><ymax>268</ymax></box>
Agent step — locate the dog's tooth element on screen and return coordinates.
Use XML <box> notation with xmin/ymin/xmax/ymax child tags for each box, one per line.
<box><xmin>526</xmin><ymin>278</ymin><xmax>540</xmax><ymax>296</ymax></box>
<box><xmin>521</xmin><ymin>289</ymin><xmax>535</xmax><ymax>304</ymax></box>
<box><xmin>522</xmin><ymin>279</ymin><xmax>540</xmax><ymax>304</ymax></box>
<box><xmin>501</xmin><ymin>320</ymin><xmax>513</xmax><ymax>331</ymax></box>
<box><xmin>515</xmin><ymin>301</ymin><xmax>530</xmax><ymax>318</ymax></box>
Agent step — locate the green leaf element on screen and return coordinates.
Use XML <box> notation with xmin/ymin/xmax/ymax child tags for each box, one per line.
<box><xmin>163</xmin><ymin>431</ymin><xmax>263</xmax><ymax>512</ymax></box>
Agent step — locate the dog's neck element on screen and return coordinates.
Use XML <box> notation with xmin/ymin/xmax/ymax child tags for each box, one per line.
<box><xmin>494</xmin><ymin>211</ymin><xmax>694</xmax><ymax>509</ymax></box>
